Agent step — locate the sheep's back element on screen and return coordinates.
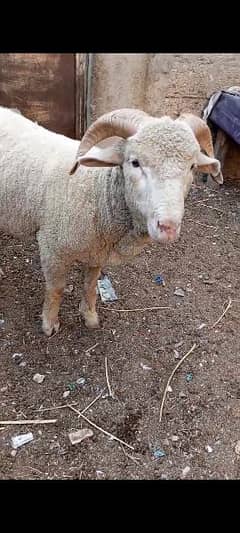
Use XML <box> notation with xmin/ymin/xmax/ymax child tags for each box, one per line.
<box><xmin>0</xmin><ymin>106</ymin><xmax>79</xmax><ymax>236</ymax></box>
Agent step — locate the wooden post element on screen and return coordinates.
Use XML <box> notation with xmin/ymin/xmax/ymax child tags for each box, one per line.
<box><xmin>75</xmin><ymin>53</ymin><xmax>90</xmax><ymax>139</ymax></box>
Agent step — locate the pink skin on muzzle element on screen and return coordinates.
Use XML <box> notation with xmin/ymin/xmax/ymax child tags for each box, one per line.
<box><xmin>147</xmin><ymin>219</ymin><xmax>181</xmax><ymax>243</ymax></box>
<box><xmin>157</xmin><ymin>221</ymin><xmax>181</xmax><ymax>242</ymax></box>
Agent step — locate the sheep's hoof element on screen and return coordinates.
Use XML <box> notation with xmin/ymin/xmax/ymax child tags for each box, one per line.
<box><xmin>42</xmin><ymin>316</ymin><xmax>60</xmax><ymax>337</ymax></box>
<box><xmin>84</xmin><ymin>311</ymin><xmax>99</xmax><ymax>329</ymax></box>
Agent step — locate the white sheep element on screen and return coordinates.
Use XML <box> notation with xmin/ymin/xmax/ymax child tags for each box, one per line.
<box><xmin>0</xmin><ymin>106</ymin><xmax>222</xmax><ymax>336</ymax></box>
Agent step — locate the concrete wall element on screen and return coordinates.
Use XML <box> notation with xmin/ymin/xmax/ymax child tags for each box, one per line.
<box><xmin>90</xmin><ymin>54</ymin><xmax>240</xmax><ymax>179</ymax></box>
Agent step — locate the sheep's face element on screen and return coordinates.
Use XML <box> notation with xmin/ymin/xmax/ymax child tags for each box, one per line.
<box><xmin>122</xmin><ymin>119</ymin><xmax>201</xmax><ymax>243</ymax></box>
<box><xmin>75</xmin><ymin>117</ymin><xmax>221</xmax><ymax>244</ymax></box>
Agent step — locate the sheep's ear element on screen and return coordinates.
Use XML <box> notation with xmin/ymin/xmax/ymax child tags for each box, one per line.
<box><xmin>69</xmin><ymin>141</ymin><xmax>124</xmax><ymax>174</ymax></box>
<box><xmin>195</xmin><ymin>152</ymin><xmax>223</xmax><ymax>185</ymax></box>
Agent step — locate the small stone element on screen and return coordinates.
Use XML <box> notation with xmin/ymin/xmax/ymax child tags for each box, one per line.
<box><xmin>1</xmin><ymin>386</ymin><xmax>8</xmax><ymax>393</ymax></box>
<box><xmin>182</xmin><ymin>466</ymin><xmax>190</xmax><ymax>478</ymax></box>
<box><xmin>19</xmin><ymin>361</ymin><xmax>26</xmax><ymax>368</ymax></box>
<box><xmin>96</xmin><ymin>470</ymin><xmax>105</xmax><ymax>479</ymax></box>
<box><xmin>11</xmin><ymin>450</ymin><xmax>17</xmax><ymax>457</ymax></box>
<box><xmin>160</xmin><ymin>474</ymin><xmax>168</xmax><ymax>480</ymax></box>
<box><xmin>33</xmin><ymin>373</ymin><xmax>45</xmax><ymax>384</ymax></box>
<box><xmin>140</xmin><ymin>362</ymin><xmax>152</xmax><ymax>370</ymax></box>
<box><xmin>174</xmin><ymin>288</ymin><xmax>185</xmax><ymax>297</ymax></box>
<box><xmin>197</xmin><ymin>323</ymin><xmax>206</xmax><ymax>330</ymax></box>
<box><xmin>167</xmin><ymin>385</ymin><xmax>173</xmax><ymax>393</ymax></box>
<box><xmin>179</xmin><ymin>391</ymin><xmax>187</xmax><ymax>398</ymax></box>
<box><xmin>63</xmin><ymin>390</ymin><xmax>70</xmax><ymax>399</ymax></box>
<box><xmin>69</xmin><ymin>428</ymin><xmax>93</xmax><ymax>445</ymax></box>
<box><xmin>235</xmin><ymin>441</ymin><xmax>240</xmax><ymax>455</ymax></box>
<box><xmin>11</xmin><ymin>432</ymin><xmax>34</xmax><ymax>449</ymax></box>
<box><xmin>205</xmin><ymin>445</ymin><xmax>213</xmax><ymax>453</ymax></box>
<box><xmin>76</xmin><ymin>377</ymin><xmax>86</xmax><ymax>386</ymax></box>
<box><xmin>175</xmin><ymin>340</ymin><xmax>183</xmax><ymax>348</ymax></box>
<box><xmin>171</xmin><ymin>435</ymin><xmax>179</xmax><ymax>442</ymax></box>
<box><xmin>0</xmin><ymin>319</ymin><xmax>5</xmax><ymax>326</ymax></box>
<box><xmin>173</xmin><ymin>349</ymin><xmax>180</xmax><ymax>359</ymax></box>
<box><xmin>12</xmin><ymin>353</ymin><xmax>23</xmax><ymax>364</ymax></box>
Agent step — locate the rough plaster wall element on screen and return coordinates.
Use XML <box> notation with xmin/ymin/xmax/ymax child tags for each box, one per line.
<box><xmin>90</xmin><ymin>54</ymin><xmax>148</xmax><ymax>120</ymax></box>
<box><xmin>91</xmin><ymin>53</ymin><xmax>240</xmax><ymax>179</ymax></box>
<box><xmin>144</xmin><ymin>54</ymin><xmax>240</xmax><ymax>116</ymax></box>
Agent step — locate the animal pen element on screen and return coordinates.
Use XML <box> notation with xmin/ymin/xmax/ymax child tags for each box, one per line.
<box><xmin>0</xmin><ymin>53</ymin><xmax>240</xmax><ymax>481</ymax></box>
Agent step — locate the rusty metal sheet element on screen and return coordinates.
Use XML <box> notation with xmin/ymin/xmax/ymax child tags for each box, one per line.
<box><xmin>0</xmin><ymin>53</ymin><xmax>75</xmax><ymax>138</ymax></box>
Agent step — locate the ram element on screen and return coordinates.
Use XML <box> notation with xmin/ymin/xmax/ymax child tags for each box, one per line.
<box><xmin>0</xmin><ymin>107</ymin><xmax>222</xmax><ymax>336</ymax></box>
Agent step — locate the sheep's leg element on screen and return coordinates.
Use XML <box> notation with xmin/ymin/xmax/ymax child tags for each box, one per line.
<box><xmin>42</xmin><ymin>286</ymin><xmax>64</xmax><ymax>336</ymax></box>
<box><xmin>80</xmin><ymin>266</ymin><xmax>101</xmax><ymax>329</ymax></box>
<box><xmin>38</xmin><ymin>238</ymin><xmax>70</xmax><ymax>336</ymax></box>
<box><xmin>41</xmin><ymin>265</ymin><xmax>68</xmax><ymax>336</ymax></box>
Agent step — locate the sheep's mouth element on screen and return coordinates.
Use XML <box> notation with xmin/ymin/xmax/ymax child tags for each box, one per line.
<box><xmin>147</xmin><ymin>220</ymin><xmax>181</xmax><ymax>243</ymax></box>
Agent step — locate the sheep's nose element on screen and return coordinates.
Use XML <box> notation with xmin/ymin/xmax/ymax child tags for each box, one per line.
<box><xmin>157</xmin><ymin>221</ymin><xmax>179</xmax><ymax>240</ymax></box>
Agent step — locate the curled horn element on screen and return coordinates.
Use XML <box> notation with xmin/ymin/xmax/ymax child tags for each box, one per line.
<box><xmin>178</xmin><ymin>112</ymin><xmax>223</xmax><ymax>184</ymax></box>
<box><xmin>69</xmin><ymin>108</ymin><xmax>149</xmax><ymax>175</ymax></box>
<box><xmin>178</xmin><ymin>112</ymin><xmax>215</xmax><ymax>157</ymax></box>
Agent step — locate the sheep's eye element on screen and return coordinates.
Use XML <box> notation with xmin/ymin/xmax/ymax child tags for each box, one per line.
<box><xmin>132</xmin><ymin>159</ymin><xmax>140</xmax><ymax>168</ymax></box>
<box><xmin>190</xmin><ymin>164</ymin><xmax>195</xmax><ymax>170</ymax></box>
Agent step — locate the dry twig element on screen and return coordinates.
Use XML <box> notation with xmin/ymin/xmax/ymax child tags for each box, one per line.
<box><xmin>78</xmin><ymin>390</ymin><xmax>105</xmax><ymax>417</ymax></box>
<box><xmin>159</xmin><ymin>343</ymin><xmax>197</xmax><ymax>423</ymax></box>
<box><xmin>211</xmin><ymin>297</ymin><xmax>232</xmax><ymax>329</ymax></box>
<box><xmin>35</xmin><ymin>392</ymin><xmax>105</xmax><ymax>418</ymax></box>
<box><xmin>22</xmin><ymin>466</ymin><xmax>46</xmax><ymax>476</ymax></box>
<box><xmin>0</xmin><ymin>419</ymin><xmax>57</xmax><ymax>426</ymax></box>
<box><xmin>105</xmin><ymin>357</ymin><xmax>113</xmax><ymax>398</ymax></box>
<box><xmin>100</xmin><ymin>306</ymin><xmax>171</xmax><ymax>313</ymax></box>
<box><xmin>120</xmin><ymin>444</ymin><xmax>143</xmax><ymax>466</ymax></box>
<box><xmin>85</xmin><ymin>342</ymin><xmax>99</xmax><ymax>354</ymax></box>
<box><xmin>196</xmin><ymin>202</ymin><xmax>223</xmax><ymax>213</ymax></box>
<box><xmin>68</xmin><ymin>404</ymin><xmax>134</xmax><ymax>451</ymax></box>
<box><xmin>187</xmin><ymin>219</ymin><xmax>216</xmax><ymax>229</ymax></box>
<box><xmin>35</xmin><ymin>402</ymin><xmax>78</xmax><ymax>413</ymax></box>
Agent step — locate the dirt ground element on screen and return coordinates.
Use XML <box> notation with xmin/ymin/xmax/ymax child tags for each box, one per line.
<box><xmin>1</xmin><ymin>178</ymin><xmax>240</xmax><ymax>480</ymax></box>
